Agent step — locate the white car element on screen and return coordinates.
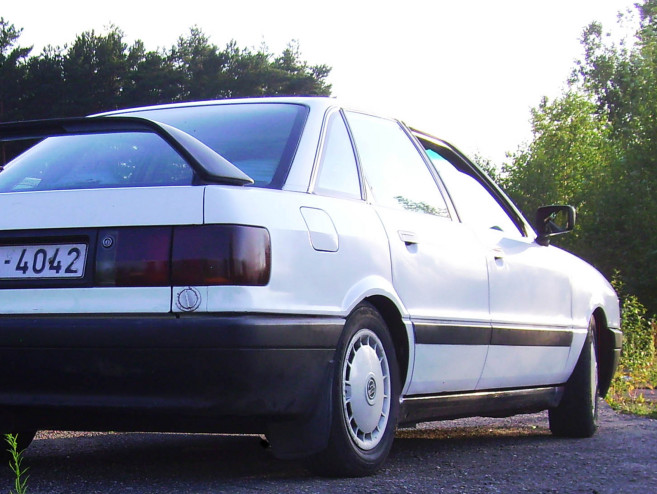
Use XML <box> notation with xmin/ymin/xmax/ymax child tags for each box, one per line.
<box><xmin>0</xmin><ymin>97</ymin><xmax>621</xmax><ymax>476</ymax></box>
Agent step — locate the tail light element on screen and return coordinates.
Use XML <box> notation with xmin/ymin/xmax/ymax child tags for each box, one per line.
<box><xmin>95</xmin><ymin>227</ymin><xmax>172</xmax><ymax>286</ymax></box>
<box><xmin>95</xmin><ymin>225</ymin><xmax>270</xmax><ymax>287</ymax></box>
<box><xmin>172</xmin><ymin>225</ymin><xmax>271</xmax><ymax>286</ymax></box>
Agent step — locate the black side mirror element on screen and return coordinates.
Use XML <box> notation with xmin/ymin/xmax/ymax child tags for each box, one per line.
<box><xmin>535</xmin><ymin>205</ymin><xmax>576</xmax><ymax>246</ymax></box>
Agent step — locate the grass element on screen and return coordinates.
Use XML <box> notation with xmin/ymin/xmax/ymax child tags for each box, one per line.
<box><xmin>606</xmin><ymin>360</ymin><xmax>657</xmax><ymax>418</ymax></box>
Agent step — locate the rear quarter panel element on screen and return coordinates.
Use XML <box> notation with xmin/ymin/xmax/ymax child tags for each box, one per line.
<box><xmin>202</xmin><ymin>185</ymin><xmax>402</xmax><ymax>317</ymax></box>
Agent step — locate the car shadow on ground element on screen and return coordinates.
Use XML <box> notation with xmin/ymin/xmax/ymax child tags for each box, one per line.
<box><xmin>0</xmin><ymin>418</ymin><xmax>563</xmax><ymax>493</ymax></box>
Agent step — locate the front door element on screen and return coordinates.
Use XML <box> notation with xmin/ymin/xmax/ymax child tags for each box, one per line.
<box><xmin>417</xmin><ymin>135</ymin><xmax>574</xmax><ymax>390</ymax></box>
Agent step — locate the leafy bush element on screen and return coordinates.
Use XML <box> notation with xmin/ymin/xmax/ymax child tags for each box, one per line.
<box><xmin>613</xmin><ymin>275</ymin><xmax>655</xmax><ymax>369</ymax></box>
<box><xmin>620</xmin><ymin>295</ymin><xmax>656</xmax><ymax>368</ymax></box>
<box><xmin>607</xmin><ymin>275</ymin><xmax>657</xmax><ymax>417</ymax></box>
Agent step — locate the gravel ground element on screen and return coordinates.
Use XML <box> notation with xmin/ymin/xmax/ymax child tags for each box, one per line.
<box><xmin>2</xmin><ymin>403</ymin><xmax>654</xmax><ymax>493</ymax></box>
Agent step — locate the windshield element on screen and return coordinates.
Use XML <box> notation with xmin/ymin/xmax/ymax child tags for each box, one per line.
<box><xmin>0</xmin><ymin>102</ymin><xmax>308</xmax><ymax>192</ymax></box>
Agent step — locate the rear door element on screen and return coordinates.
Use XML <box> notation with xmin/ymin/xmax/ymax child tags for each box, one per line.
<box><xmin>345</xmin><ymin>111</ymin><xmax>491</xmax><ymax>394</ymax></box>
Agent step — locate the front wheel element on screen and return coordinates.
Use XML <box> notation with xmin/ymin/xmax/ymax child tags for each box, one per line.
<box><xmin>307</xmin><ymin>303</ymin><xmax>400</xmax><ymax>477</ymax></box>
<box><xmin>549</xmin><ymin>318</ymin><xmax>599</xmax><ymax>437</ymax></box>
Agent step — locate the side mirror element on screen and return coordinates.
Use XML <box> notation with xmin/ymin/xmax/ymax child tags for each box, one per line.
<box><xmin>535</xmin><ymin>205</ymin><xmax>576</xmax><ymax>246</ymax></box>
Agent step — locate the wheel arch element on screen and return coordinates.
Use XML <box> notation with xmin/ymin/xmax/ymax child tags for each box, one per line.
<box><xmin>592</xmin><ymin>307</ymin><xmax>620</xmax><ymax>398</ymax></box>
<box><xmin>363</xmin><ymin>295</ymin><xmax>412</xmax><ymax>393</ymax></box>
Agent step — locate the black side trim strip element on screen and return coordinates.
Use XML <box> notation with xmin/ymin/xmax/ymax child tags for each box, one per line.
<box><xmin>491</xmin><ymin>327</ymin><xmax>572</xmax><ymax>347</ymax></box>
<box><xmin>414</xmin><ymin>321</ymin><xmax>573</xmax><ymax>347</ymax></box>
<box><xmin>399</xmin><ymin>386</ymin><xmax>564</xmax><ymax>425</ymax></box>
<box><xmin>414</xmin><ymin>323</ymin><xmax>491</xmax><ymax>345</ymax></box>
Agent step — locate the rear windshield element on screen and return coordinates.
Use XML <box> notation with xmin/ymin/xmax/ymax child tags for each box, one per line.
<box><xmin>125</xmin><ymin>102</ymin><xmax>308</xmax><ymax>187</ymax></box>
<box><xmin>0</xmin><ymin>132</ymin><xmax>193</xmax><ymax>192</ymax></box>
<box><xmin>0</xmin><ymin>102</ymin><xmax>308</xmax><ymax>192</ymax></box>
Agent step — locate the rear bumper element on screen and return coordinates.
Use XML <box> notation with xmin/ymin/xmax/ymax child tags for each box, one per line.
<box><xmin>0</xmin><ymin>314</ymin><xmax>343</xmax><ymax>433</ymax></box>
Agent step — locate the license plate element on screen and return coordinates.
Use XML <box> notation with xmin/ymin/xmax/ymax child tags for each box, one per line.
<box><xmin>0</xmin><ymin>243</ymin><xmax>87</xmax><ymax>279</ymax></box>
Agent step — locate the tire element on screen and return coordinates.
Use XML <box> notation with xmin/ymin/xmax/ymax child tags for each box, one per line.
<box><xmin>307</xmin><ymin>302</ymin><xmax>400</xmax><ymax>477</ymax></box>
<box><xmin>549</xmin><ymin>318</ymin><xmax>599</xmax><ymax>437</ymax></box>
<box><xmin>1</xmin><ymin>431</ymin><xmax>36</xmax><ymax>462</ymax></box>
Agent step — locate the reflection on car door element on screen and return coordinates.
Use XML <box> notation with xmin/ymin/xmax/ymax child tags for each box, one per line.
<box><xmin>345</xmin><ymin>112</ymin><xmax>491</xmax><ymax>394</ymax></box>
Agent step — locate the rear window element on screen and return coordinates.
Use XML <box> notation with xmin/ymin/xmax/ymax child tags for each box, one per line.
<box><xmin>0</xmin><ymin>132</ymin><xmax>193</xmax><ymax>193</ymax></box>
<box><xmin>0</xmin><ymin>102</ymin><xmax>308</xmax><ymax>192</ymax></box>
<box><xmin>126</xmin><ymin>102</ymin><xmax>308</xmax><ymax>188</ymax></box>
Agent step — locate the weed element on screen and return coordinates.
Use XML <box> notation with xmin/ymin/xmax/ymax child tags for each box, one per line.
<box><xmin>4</xmin><ymin>434</ymin><xmax>28</xmax><ymax>494</ymax></box>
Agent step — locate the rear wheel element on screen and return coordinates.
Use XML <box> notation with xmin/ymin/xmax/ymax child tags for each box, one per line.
<box><xmin>549</xmin><ymin>318</ymin><xmax>599</xmax><ymax>437</ymax></box>
<box><xmin>307</xmin><ymin>303</ymin><xmax>400</xmax><ymax>477</ymax></box>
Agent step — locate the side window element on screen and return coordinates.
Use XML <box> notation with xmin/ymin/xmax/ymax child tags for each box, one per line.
<box><xmin>345</xmin><ymin>112</ymin><xmax>449</xmax><ymax>218</ymax></box>
<box><xmin>315</xmin><ymin>112</ymin><xmax>362</xmax><ymax>199</ymax></box>
<box><xmin>426</xmin><ymin>148</ymin><xmax>523</xmax><ymax>237</ymax></box>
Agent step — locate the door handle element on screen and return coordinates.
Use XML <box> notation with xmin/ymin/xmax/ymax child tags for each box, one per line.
<box><xmin>398</xmin><ymin>231</ymin><xmax>418</xmax><ymax>245</ymax></box>
<box><xmin>492</xmin><ymin>247</ymin><xmax>504</xmax><ymax>260</ymax></box>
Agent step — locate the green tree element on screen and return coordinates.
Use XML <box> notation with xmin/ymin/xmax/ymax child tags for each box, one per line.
<box><xmin>169</xmin><ymin>29</ymin><xmax>331</xmax><ymax>99</ymax></box>
<box><xmin>0</xmin><ymin>18</ymin><xmax>32</xmax><ymax>164</ymax></box>
<box><xmin>60</xmin><ymin>26</ymin><xmax>135</xmax><ymax>115</ymax></box>
<box><xmin>122</xmin><ymin>42</ymin><xmax>183</xmax><ymax>107</ymax></box>
<box><xmin>0</xmin><ymin>20</ymin><xmax>332</xmax><ymax>163</ymax></box>
<box><xmin>504</xmin><ymin>0</ymin><xmax>657</xmax><ymax>312</ymax></box>
<box><xmin>502</xmin><ymin>92</ymin><xmax>616</xmax><ymax>251</ymax></box>
<box><xmin>0</xmin><ymin>18</ymin><xmax>31</xmax><ymax>121</ymax></box>
<box><xmin>268</xmin><ymin>41</ymin><xmax>331</xmax><ymax>95</ymax></box>
<box><xmin>1</xmin><ymin>22</ymin><xmax>331</xmax><ymax>121</ymax></box>
<box><xmin>169</xmin><ymin>27</ymin><xmax>230</xmax><ymax>100</ymax></box>
<box><xmin>20</xmin><ymin>46</ymin><xmax>67</xmax><ymax>118</ymax></box>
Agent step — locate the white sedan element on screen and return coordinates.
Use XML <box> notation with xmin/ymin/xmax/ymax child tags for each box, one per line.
<box><xmin>0</xmin><ymin>97</ymin><xmax>621</xmax><ymax>476</ymax></box>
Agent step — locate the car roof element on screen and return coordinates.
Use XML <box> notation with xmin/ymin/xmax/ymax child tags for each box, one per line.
<box><xmin>94</xmin><ymin>96</ymin><xmax>339</xmax><ymax>117</ymax></box>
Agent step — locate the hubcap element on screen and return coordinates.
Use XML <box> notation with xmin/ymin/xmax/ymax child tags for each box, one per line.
<box><xmin>342</xmin><ymin>329</ymin><xmax>391</xmax><ymax>450</ymax></box>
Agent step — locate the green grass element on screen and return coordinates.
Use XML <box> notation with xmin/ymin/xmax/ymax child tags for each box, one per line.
<box><xmin>606</xmin><ymin>360</ymin><xmax>657</xmax><ymax>418</ymax></box>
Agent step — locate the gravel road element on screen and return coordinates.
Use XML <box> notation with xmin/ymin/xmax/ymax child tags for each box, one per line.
<box><xmin>2</xmin><ymin>403</ymin><xmax>653</xmax><ymax>493</ymax></box>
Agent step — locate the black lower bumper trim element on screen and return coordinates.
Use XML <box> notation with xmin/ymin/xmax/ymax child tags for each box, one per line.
<box><xmin>0</xmin><ymin>313</ymin><xmax>343</xmax><ymax>348</ymax></box>
<box><xmin>0</xmin><ymin>313</ymin><xmax>344</xmax><ymax>432</ymax></box>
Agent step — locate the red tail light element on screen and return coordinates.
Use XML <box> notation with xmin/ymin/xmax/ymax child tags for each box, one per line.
<box><xmin>95</xmin><ymin>227</ymin><xmax>172</xmax><ymax>286</ymax></box>
<box><xmin>94</xmin><ymin>225</ymin><xmax>270</xmax><ymax>287</ymax></box>
<box><xmin>172</xmin><ymin>225</ymin><xmax>271</xmax><ymax>286</ymax></box>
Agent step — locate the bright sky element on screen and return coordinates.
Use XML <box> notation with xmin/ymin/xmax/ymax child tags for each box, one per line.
<box><xmin>2</xmin><ymin>0</ymin><xmax>639</xmax><ymax>164</ymax></box>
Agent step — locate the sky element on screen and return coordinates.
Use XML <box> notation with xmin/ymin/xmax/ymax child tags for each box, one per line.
<box><xmin>2</xmin><ymin>0</ymin><xmax>640</xmax><ymax>164</ymax></box>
